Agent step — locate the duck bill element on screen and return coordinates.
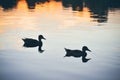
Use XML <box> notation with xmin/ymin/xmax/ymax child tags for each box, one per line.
<box><xmin>43</xmin><ymin>37</ymin><xmax>46</xmax><ymax>40</ymax></box>
<box><xmin>87</xmin><ymin>49</ymin><xmax>91</xmax><ymax>52</ymax></box>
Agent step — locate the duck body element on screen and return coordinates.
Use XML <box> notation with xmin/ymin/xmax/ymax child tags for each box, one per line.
<box><xmin>64</xmin><ymin>48</ymin><xmax>84</xmax><ymax>58</ymax></box>
<box><xmin>22</xmin><ymin>35</ymin><xmax>45</xmax><ymax>48</ymax></box>
<box><xmin>22</xmin><ymin>38</ymin><xmax>41</xmax><ymax>47</ymax></box>
<box><xmin>64</xmin><ymin>46</ymin><xmax>91</xmax><ymax>58</ymax></box>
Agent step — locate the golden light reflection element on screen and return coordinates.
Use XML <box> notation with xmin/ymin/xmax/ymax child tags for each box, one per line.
<box><xmin>35</xmin><ymin>1</ymin><xmax>62</xmax><ymax>14</ymax></box>
<box><xmin>0</xmin><ymin>0</ymin><xmax>93</xmax><ymax>34</ymax></box>
<box><xmin>17</xmin><ymin>0</ymin><xmax>28</xmax><ymax>11</ymax></box>
<box><xmin>73</xmin><ymin>7</ymin><xmax>91</xmax><ymax>19</ymax></box>
<box><xmin>59</xmin><ymin>7</ymin><xmax>92</xmax><ymax>29</ymax></box>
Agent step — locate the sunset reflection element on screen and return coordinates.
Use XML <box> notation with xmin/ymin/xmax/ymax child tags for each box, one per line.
<box><xmin>0</xmin><ymin>0</ymin><xmax>120</xmax><ymax>80</ymax></box>
<box><xmin>17</xmin><ymin>0</ymin><xmax>28</xmax><ymax>11</ymax></box>
<box><xmin>0</xmin><ymin>0</ymin><xmax>93</xmax><ymax>35</ymax></box>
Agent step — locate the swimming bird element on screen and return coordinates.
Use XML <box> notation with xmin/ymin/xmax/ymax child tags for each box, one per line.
<box><xmin>64</xmin><ymin>46</ymin><xmax>91</xmax><ymax>58</ymax></box>
<box><xmin>22</xmin><ymin>35</ymin><xmax>46</xmax><ymax>48</ymax></box>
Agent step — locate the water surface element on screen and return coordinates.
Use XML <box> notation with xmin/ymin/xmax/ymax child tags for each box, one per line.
<box><xmin>0</xmin><ymin>0</ymin><xmax>120</xmax><ymax>80</ymax></box>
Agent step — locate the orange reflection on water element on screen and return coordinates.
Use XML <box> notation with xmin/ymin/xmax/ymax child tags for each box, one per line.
<box><xmin>73</xmin><ymin>7</ymin><xmax>91</xmax><ymax>19</ymax></box>
<box><xmin>17</xmin><ymin>0</ymin><xmax>28</xmax><ymax>11</ymax></box>
<box><xmin>17</xmin><ymin>0</ymin><xmax>62</xmax><ymax>12</ymax></box>
<box><xmin>35</xmin><ymin>1</ymin><xmax>62</xmax><ymax>15</ymax></box>
<box><xmin>0</xmin><ymin>0</ymin><xmax>93</xmax><ymax>34</ymax></box>
<box><xmin>60</xmin><ymin>7</ymin><xmax>92</xmax><ymax>29</ymax></box>
<box><xmin>0</xmin><ymin>0</ymin><xmax>63</xmax><ymax>33</ymax></box>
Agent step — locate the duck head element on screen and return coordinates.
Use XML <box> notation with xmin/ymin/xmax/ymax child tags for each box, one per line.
<box><xmin>82</xmin><ymin>46</ymin><xmax>91</xmax><ymax>52</ymax></box>
<box><xmin>38</xmin><ymin>35</ymin><xmax>46</xmax><ymax>40</ymax></box>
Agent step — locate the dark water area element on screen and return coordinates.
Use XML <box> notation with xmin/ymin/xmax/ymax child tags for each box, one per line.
<box><xmin>0</xmin><ymin>0</ymin><xmax>120</xmax><ymax>80</ymax></box>
<box><xmin>0</xmin><ymin>0</ymin><xmax>120</xmax><ymax>23</ymax></box>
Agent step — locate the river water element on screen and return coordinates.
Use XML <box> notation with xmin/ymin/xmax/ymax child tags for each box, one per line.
<box><xmin>0</xmin><ymin>0</ymin><xmax>120</xmax><ymax>80</ymax></box>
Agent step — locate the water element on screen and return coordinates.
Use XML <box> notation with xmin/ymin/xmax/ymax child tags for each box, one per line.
<box><xmin>0</xmin><ymin>0</ymin><xmax>120</xmax><ymax>80</ymax></box>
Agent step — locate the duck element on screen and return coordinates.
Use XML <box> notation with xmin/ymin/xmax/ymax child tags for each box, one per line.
<box><xmin>64</xmin><ymin>46</ymin><xmax>91</xmax><ymax>58</ymax></box>
<box><xmin>22</xmin><ymin>35</ymin><xmax>46</xmax><ymax>47</ymax></box>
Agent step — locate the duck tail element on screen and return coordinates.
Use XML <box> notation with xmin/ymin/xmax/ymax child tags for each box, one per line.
<box><xmin>64</xmin><ymin>48</ymin><xmax>71</xmax><ymax>52</ymax></box>
<box><xmin>64</xmin><ymin>48</ymin><xmax>68</xmax><ymax>51</ymax></box>
<box><xmin>22</xmin><ymin>38</ymin><xmax>25</xmax><ymax>41</ymax></box>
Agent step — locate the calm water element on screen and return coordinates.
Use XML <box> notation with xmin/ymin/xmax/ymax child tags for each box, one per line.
<box><xmin>0</xmin><ymin>0</ymin><xmax>120</xmax><ymax>80</ymax></box>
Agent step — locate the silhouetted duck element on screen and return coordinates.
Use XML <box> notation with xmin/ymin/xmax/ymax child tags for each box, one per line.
<box><xmin>22</xmin><ymin>35</ymin><xmax>46</xmax><ymax>47</ymax></box>
<box><xmin>64</xmin><ymin>46</ymin><xmax>91</xmax><ymax>58</ymax></box>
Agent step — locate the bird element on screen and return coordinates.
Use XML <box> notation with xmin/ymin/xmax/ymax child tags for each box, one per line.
<box><xmin>64</xmin><ymin>46</ymin><xmax>91</xmax><ymax>58</ymax></box>
<box><xmin>22</xmin><ymin>35</ymin><xmax>46</xmax><ymax>48</ymax></box>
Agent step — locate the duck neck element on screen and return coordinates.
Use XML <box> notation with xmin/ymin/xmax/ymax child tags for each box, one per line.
<box><xmin>38</xmin><ymin>39</ymin><xmax>42</xmax><ymax>46</ymax></box>
<box><xmin>82</xmin><ymin>48</ymin><xmax>86</xmax><ymax>53</ymax></box>
<box><xmin>82</xmin><ymin>50</ymin><xmax>87</xmax><ymax>57</ymax></box>
<box><xmin>38</xmin><ymin>38</ymin><xmax>42</xmax><ymax>41</ymax></box>
<box><xmin>38</xmin><ymin>39</ymin><xmax>42</xmax><ymax>44</ymax></box>
<box><xmin>83</xmin><ymin>50</ymin><xmax>87</xmax><ymax>54</ymax></box>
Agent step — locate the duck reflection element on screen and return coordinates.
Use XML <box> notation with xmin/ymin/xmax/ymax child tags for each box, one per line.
<box><xmin>64</xmin><ymin>46</ymin><xmax>91</xmax><ymax>63</ymax></box>
<box><xmin>82</xmin><ymin>57</ymin><xmax>91</xmax><ymax>63</ymax></box>
<box><xmin>22</xmin><ymin>35</ymin><xmax>46</xmax><ymax>53</ymax></box>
